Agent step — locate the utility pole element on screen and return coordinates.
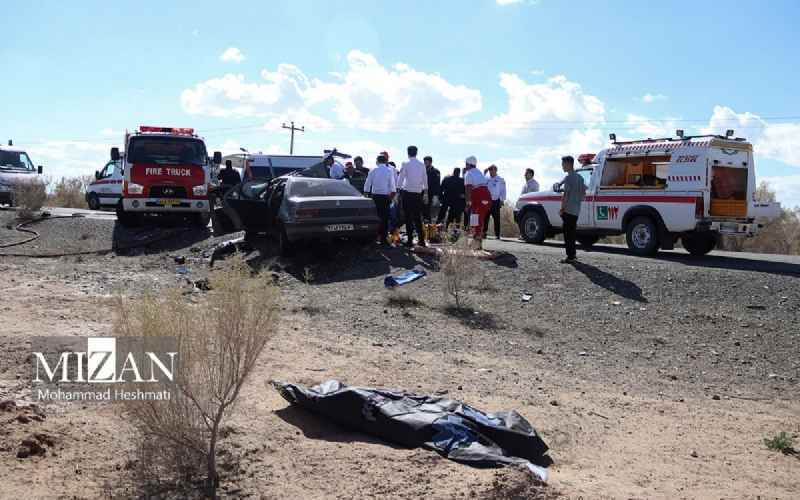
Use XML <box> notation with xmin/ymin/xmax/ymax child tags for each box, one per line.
<box><xmin>281</xmin><ymin>121</ymin><xmax>304</xmax><ymax>155</ymax></box>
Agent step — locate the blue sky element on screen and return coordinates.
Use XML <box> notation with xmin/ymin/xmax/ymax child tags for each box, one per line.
<box><xmin>3</xmin><ymin>0</ymin><xmax>800</xmax><ymax>205</ymax></box>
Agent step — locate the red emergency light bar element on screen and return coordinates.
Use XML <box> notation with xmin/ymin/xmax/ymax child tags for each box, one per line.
<box><xmin>578</xmin><ymin>153</ymin><xmax>596</xmax><ymax>165</ymax></box>
<box><xmin>138</xmin><ymin>126</ymin><xmax>195</xmax><ymax>135</ymax></box>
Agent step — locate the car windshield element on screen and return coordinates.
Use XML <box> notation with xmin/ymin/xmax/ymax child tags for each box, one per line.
<box><xmin>0</xmin><ymin>150</ymin><xmax>35</xmax><ymax>171</ymax></box>
<box><xmin>287</xmin><ymin>178</ymin><xmax>361</xmax><ymax>198</ymax></box>
<box><xmin>127</xmin><ymin>137</ymin><xmax>207</xmax><ymax>166</ymax></box>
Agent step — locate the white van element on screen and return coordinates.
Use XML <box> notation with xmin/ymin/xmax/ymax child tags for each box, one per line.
<box><xmin>0</xmin><ymin>141</ymin><xmax>45</xmax><ymax>206</ymax></box>
<box><xmin>514</xmin><ymin>132</ymin><xmax>782</xmax><ymax>256</ymax></box>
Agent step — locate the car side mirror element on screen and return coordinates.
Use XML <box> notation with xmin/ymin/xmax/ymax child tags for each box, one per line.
<box><xmin>37</xmin><ymin>165</ymin><xmax>43</xmax><ymax>175</ymax></box>
<box><xmin>213</xmin><ymin>151</ymin><xmax>222</xmax><ymax>165</ymax></box>
<box><xmin>110</xmin><ymin>147</ymin><xmax>120</xmax><ymax>161</ymax></box>
<box><xmin>95</xmin><ymin>171</ymin><xmax>101</xmax><ymax>180</ymax></box>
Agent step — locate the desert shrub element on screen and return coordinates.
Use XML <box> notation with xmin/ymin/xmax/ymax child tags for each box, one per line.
<box><xmin>13</xmin><ymin>180</ymin><xmax>48</xmax><ymax>219</ymax></box>
<box><xmin>48</xmin><ymin>175</ymin><xmax>92</xmax><ymax>209</ymax></box>
<box><xmin>439</xmin><ymin>235</ymin><xmax>481</xmax><ymax>310</ymax></box>
<box><xmin>499</xmin><ymin>204</ymin><xmax>520</xmax><ymax>239</ymax></box>
<box><xmin>764</xmin><ymin>431</ymin><xmax>796</xmax><ymax>455</ymax></box>
<box><xmin>115</xmin><ymin>258</ymin><xmax>279</xmax><ymax>498</ymax></box>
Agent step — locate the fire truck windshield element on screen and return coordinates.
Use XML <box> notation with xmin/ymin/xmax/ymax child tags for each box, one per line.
<box><xmin>128</xmin><ymin>137</ymin><xmax>207</xmax><ymax>166</ymax></box>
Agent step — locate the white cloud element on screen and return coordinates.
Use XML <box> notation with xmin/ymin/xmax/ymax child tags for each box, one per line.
<box><xmin>432</xmin><ymin>74</ymin><xmax>605</xmax><ymax>145</ymax></box>
<box><xmin>702</xmin><ymin>106</ymin><xmax>800</xmax><ymax>168</ymax></box>
<box><xmin>641</xmin><ymin>93</ymin><xmax>667</xmax><ymax>104</ymax></box>
<box><xmin>184</xmin><ymin>50</ymin><xmax>482</xmax><ymax>133</ymax></box>
<box><xmin>26</xmin><ymin>141</ymin><xmax>111</xmax><ymax>180</ymax></box>
<box><xmin>623</xmin><ymin>113</ymin><xmax>679</xmax><ymax>139</ymax></box>
<box><xmin>220</xmin><ymin>47</ymin><xmax>245</xmax><ymax>63</ymax></box>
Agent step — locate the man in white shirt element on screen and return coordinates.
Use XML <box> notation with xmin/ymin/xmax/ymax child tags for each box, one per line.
<box><xmin>521</xmin><ymin>168</ymin><xmax>540</xmax><ymax>194</ymax></box>
<box><xmin>397</xmin><ymin>145</ymin><xmax>428</xmax><ymax>247</ymax></box>
<box><xmin>483</xmin><ymin>164</ymin><xmax>507</xmax><ymax>239</ymax></box>
<box><xmin>364</xmin><ymin>153</ymin><xmax>396</xmax><ymax>245</ymax></box>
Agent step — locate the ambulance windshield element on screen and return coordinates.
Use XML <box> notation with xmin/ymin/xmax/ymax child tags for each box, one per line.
<box><xmin>128</xmin><ymin>137</ymin><xmax>207</xmax><ymax>166</ymax></box>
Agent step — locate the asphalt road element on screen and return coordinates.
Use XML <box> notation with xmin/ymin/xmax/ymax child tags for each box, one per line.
<box><xmin>486</xmin><ymin>237</ymin><xmax>800</xmax><ymax>275</ymax></box>
<box><xmin>44</xmin><ymin>206</ymin><xmax>116</xmax><ymax>220</ymax></box>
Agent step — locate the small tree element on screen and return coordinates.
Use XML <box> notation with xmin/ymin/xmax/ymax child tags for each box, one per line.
<box><xmin>115</xmin><ymin>258</ymin><xmax>279</xmax><ymax>498</ymax></box>
<box><xmin>439</xmin><ymin>235</ymin><xmax>480</xmax><ymax>310</ymax></box>
<box><xmin>13</xmin><ymin>180</ymin><xmax>48</xmax><ymax>219</ymax></box>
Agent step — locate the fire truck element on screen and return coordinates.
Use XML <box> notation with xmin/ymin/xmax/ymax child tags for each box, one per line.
<box><xmin>514</xmin><ymin>131</ymin><xmax>781</xmax><ymax>257</ymax></box>
<box><xmin>111</xmin><ymin>126</ymin><xmax>221</xmax><ymax>227</ymax></box>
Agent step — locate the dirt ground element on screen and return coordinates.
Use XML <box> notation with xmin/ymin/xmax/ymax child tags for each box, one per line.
<box><xmin>1</xmin><ymin>210</ymin><xmax>798</xmax><ymax>499</ymax></box>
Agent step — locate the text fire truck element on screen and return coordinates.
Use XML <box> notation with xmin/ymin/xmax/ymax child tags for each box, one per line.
<box><xmin>111</xmin><ymin>126</ymin><xmax>221</xmax><ymax>227</ymax></box>
<box><xmin>514</xmin><ymin>130</ymin><xmax>781</xmax><ymax>257</ymax></box>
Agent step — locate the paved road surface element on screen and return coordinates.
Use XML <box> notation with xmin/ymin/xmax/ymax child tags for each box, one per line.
<box><xmin>486</xmin><ymin>237</ymin><xmax>800</xmax><ymax>275</ymax></box>
<box><xmin>45</xmin><ymin>206</ymin><xmax>116</xmax><ymax>220</ymax></box>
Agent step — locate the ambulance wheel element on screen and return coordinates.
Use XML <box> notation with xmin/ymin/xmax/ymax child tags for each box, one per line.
<box><xmin>682</xmin><ymin>232</ymin><xmax>716</xmax><ymax>257</ymax></box>
<box><xmin>520</xmin><ymin>210</ymin><xmax>547</xmax><ymax>244</ymax></box>
<box><xmin>577</xmin><ymin>235</ymin><xmax>600</xmax><ymax>248</ymax></box>
<box><xmin>87</xmin><ymin>193</ymin><xmax>100</xmax><ymax>210</ymax></box>
<box><xmin>626</xmin><ymin>216</ymin><xmax>659</xmax><ymax>256</ymax></box>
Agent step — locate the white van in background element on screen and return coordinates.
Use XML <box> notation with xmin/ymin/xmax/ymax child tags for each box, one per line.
<box><xmin>0</xmin><ymin>141</ymin><xmax>45</xmax><ymax>207</ymax></box>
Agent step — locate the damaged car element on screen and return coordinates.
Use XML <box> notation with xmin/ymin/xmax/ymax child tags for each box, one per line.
<box><xmin>219</xmin><ymin>172</ymin><xmax>379</xmax><ymax>254</ymax></box>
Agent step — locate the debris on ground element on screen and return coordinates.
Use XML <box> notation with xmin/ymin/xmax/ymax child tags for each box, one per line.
<box><xmin>272</xmin><ymin>379</ymin><xmax>551</xmax><ymax>480</ymax></box>
<box><xmin>384</xmin><ymin>266</ymin><xmax>427</xmax><ymax>288</ymax></box>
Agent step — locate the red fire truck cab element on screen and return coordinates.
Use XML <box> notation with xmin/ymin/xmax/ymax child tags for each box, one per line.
<box><xmin>111</xmin><ymin>126</ymin><xmax>221</xmax><ymax>228</ymax></box>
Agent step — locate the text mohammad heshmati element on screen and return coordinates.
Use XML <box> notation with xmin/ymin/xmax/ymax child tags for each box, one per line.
<box><xmin>36</xmin><ymin>387</ymin><xmax>172</xmax><ymax>401</ymax></box>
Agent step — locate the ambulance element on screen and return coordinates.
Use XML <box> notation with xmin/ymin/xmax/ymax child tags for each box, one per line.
<box><xmin>514</xmin><ymin>131</ymin><xmax>781</xmax><ymax>257</ymax></box>
<box><xmin>111</xmin><ymin>126</ymin><xmax>221</xmax><ymax>227</ymax></box>
<box><xmin>85</xmin><ymin>157</ymin><xmax>123</xmax><ymax>210</ymax></box>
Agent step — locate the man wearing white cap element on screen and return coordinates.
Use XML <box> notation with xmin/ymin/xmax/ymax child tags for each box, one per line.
<box><xmin>462</xmin><ymin>156</ymin><xmax>492</xmax><ymax>247</ymax></box>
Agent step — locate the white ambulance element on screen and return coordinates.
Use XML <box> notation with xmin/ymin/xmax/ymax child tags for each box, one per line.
<box><xmin>85</xmin><ymin>158</ymin><xmax>123</xmax><ymax>210</ymax></box>
<box><xmin>514</xmin><ymin>131</ymin><xmax>781</xmax><ymax>257</ymax></box>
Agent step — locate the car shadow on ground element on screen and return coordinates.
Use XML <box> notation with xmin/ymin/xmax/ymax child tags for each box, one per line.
<box><xmin>274</xmin><ymin>404</ymin><xmax>406</xmax><ymax>449</ymax></box>
<box><xmin>569</xmin><ymin>260</ymin><xmax>648</xmax><ymax>303</ymax></box>
<box><xmin>535</xmin><ymin>241</ymin><xmax>800</xmax><ymax>278</ymax></box>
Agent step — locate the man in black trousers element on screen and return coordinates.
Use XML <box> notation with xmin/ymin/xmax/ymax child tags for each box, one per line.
<box><xmin>422</xmin><ymin>156</ymin><xmax>440</xmax><ymax>223</ymax></box>
<box><xmin>397</xmin><ymin>146</ymin><xmax>428</xmax><ymax>247</ymax></box>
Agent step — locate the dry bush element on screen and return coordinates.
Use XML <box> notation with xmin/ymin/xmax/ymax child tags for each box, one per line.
<box><xmin>499</xmin><ymin>204</ymin><xmax>520</xmax><ymax>239</ymax></box>
<box><xmin>115</xmin><ymin>258</ymin><xmax>279</xmax><ymax>498</ymax></box>
<box><xmin>439</xmin><ymin>235</ymin><xmax>481</xmax><ymax>310</ymax></box>
<box><xmin>13</xmin><ymin>180</ymin><xmax>48</xmax><ymax>219</ymax></box>
<box><xmin>48</xmin><ymin>175</ymin><xmax>91</xmax><ymax>208</ymax></box>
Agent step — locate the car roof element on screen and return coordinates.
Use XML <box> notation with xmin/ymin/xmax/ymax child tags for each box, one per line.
<box><xmin>0</xmin><ymin>146</ymin><xmax>28</xmax><ymax>153</ymax></box>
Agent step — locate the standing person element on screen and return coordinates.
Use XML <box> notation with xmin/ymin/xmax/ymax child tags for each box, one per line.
<box><xmin>218</xmin><ymin>159</ymin><xmax>241</xmax><ymax>195</ymax></box>
<box><xmin>559</xmin><ymin>155</ymin><xmax>586</xmax><ymax>263</ymax></box>
<box><xmin>329</xmin><ymin>159</ymin><xmax>346</xmax><ymax>179</ymax></box>
<box><xmin>397</xmin><ymin>145</ymin><xmax>428</xmax><ymax>247</ymax></box>
<box><xmin>422</xmin><ymin>156</ymin><xmax>441</xmax><ymax>223</ymax></box>
<box><xmin>521</xmin><ymin>168</ymin><xmax>539</xmax><ymax>194</ymax></box>
<box><xmin>463</xmin><ymin>156</ymin><xmax>491</xmax><ymax>247</ymax></box>
<box><xmin>354</xmin><ymin>156</ymin><xmax>369</xmax><ymax>175</ymax></box>
<box><xmin>483</xmin><ymin>164</ymin><xmax>506</xmax><ymax>239</ymax></box>
<box><xmin>364</xmin><ymin>154</ymin><xmax>396</xmax><ymax>245</ymax></box>
<box><xmin>437</xmin><ymin>167</ymin><xmax>466</xmax><ymax>230</ymax></box>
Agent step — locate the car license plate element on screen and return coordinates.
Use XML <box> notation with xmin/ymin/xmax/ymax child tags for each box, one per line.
<box><xmin>325</xmin><ymin>223</ymin><xmax>354</xmax><ymax>232</ymax></box>
<box><xmin>159</xmin><ymin>198</ymin><xmax>180</xmax><ymax>206</ymax></box>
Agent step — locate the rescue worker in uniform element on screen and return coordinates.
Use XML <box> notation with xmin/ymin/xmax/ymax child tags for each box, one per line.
<box><xmin>463</xmin><ymin>156</ymin><xmax>491</xmax><ymax>247</ymax></box>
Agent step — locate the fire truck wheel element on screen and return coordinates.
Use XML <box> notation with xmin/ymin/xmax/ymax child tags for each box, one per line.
<box><xmin>625</xmin><ymin>216</ymin><xmax>659</xmax><ymax>256</ymax></box>
<box><xmin>681</xmin><ymin>232</ymin><xmax>716</xmax><ymax>256</ymax></box>
<box><xmin>577</xmin><ymin>235</ymin><xmax>600</xmax><ymax>248</ymax></box>
<box><xmin>116</xmin><ymin>204</ymin><xmax>140</xmax><ymax>228</ymax></box>
<box><xmin>87</xmin><ymin>193</ymin><xmax>100</xmax><ymax>210</ymax></box>
<box><xmin>520</xmin><ymin>210</ymin><xmax>547</xmax><ymax>244</ymax></box>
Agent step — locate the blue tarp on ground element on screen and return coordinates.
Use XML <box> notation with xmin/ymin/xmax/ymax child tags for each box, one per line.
<box><xmin>384</xmin><ymin>267</ymin><xmax>426</xmax><ymax>287</ymax></box>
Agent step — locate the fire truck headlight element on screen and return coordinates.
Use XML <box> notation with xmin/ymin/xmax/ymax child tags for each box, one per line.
<box><xmin>127</xmin><ymin>182</ymin><xmax>144</xmax><ymax>195</ymax></box>
<box><xmin>192</xmin><ymin>184</ymin><xmax>207</xmax><ymax>196</ymax></box>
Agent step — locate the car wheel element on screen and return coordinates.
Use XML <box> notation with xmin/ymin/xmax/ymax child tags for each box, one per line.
<box><xmin>278</xmin><ymin>225</ymin><xmax>293</xmax><ymax>256</ymax></box>
<box><xmin>625</xmin><ymin>216</ymin><xmax>659</xmax><ymax>256</ymax></box>
<box><xmin>87</xmin><ymin>193</ymin><xmax>100</xmax><ymax>210</ymax></box>
<box><xmin>520</xmin><ymin>210</ymin><xmax>547</xmax><ymax>244</ymax></box>
<box><xmin>577</xmin><ymin>235</ymin><xmax>600</xmax><ymax>248</ymax></box>
<box><xmin>682</xmin><ymin>232</ymin><xmax>716</xmax><ymax>257</ymax></box>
